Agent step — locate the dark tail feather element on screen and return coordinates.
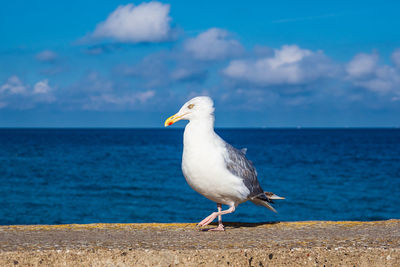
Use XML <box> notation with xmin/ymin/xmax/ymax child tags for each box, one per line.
<box><xmin>264</xmin><ymin>192</ymin><xmax>285</xmax><ymax>200</ymax></box>
<box><xmin>250</xmin><ymin>191</ymin><xmax>285</xmax><ymax>213</ymax></box>
<box><xmin>251</xmin><ymin>198</ymin><xmax>277</xmax><ymax>213</ymax></box>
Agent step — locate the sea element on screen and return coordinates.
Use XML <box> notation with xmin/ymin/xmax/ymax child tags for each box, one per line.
<box><xmin>0</xmin><ymin>128</ymin><xmax>399</xmax><ymax>225</ymax></box>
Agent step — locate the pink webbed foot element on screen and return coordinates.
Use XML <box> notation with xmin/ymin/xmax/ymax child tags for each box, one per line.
<box><xmin>207</xmin><ymin>224</ymin><xmax>225</xmax><ymax>231</ymax></box>
<box><xmin>197</xmin><ymin>205</ymin><xmax>235</xmax><ymax>229</ymax></box>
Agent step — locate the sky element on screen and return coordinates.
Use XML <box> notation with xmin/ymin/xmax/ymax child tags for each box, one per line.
<box><xmin>0</xmin><ymin>0</ymin><xmax>400</xmax><ymax>127</ymax></box>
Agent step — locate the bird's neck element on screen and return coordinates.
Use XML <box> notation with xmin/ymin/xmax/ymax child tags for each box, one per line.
<box><xmin>184</xmin><ymin>116</ymin><xmax>216</xmax><ymax>145</ymax></box>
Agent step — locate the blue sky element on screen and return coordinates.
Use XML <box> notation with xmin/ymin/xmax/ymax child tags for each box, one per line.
<box><xmin>1</xmin><ymin>0</ymin><xmax>400</xmax><ymax>127</ymax></box>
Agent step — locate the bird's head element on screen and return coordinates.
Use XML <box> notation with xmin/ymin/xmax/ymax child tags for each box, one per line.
<box><xmin>164</xmin><ymin>96</ymin><xmax>215</xmax><ymax>127</ymax></box>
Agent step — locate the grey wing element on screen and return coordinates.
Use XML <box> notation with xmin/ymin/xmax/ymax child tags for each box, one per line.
<box><xmin>223</xmin><ymin>142</ymin><xmax>264</xmax><ymax>198</ymax></box>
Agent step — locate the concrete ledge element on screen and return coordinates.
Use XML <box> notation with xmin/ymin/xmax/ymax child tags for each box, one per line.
<box><xmin>0</xmin><ymin>220</ymin><xmax>399</xmax><ymax>266</ymax></box>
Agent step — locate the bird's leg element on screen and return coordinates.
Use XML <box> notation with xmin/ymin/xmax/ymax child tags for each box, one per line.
<box><xmin>217</xmin><ymin>203</ymin><xmax>223</xmax><ymax>226</ymax></box>
<box><xmin>208</xmin><ymin>203</ymin><xmax>225</xmax><ymax>231</ymax></box>
<box><xmin>198</xmin><ymin>205</ymin><xmax>235</xmax><ymax>227</ymax></box>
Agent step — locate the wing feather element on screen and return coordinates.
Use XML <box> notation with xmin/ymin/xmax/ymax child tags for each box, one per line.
<box><xmin>223</xmin><ymin>142</ymin><xmax>264</xmax><ymax>198</ymax></box>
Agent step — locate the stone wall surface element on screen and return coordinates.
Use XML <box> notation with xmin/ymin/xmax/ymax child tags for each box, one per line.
<box><xmin>0</xmin><ymin>220</ymin><xmax>399</xmax><ymax>266</ymax></box>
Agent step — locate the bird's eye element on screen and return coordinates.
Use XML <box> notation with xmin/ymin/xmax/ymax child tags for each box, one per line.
<box><xmin>188</xmin><ymin>104</ymin><xmax>194</xmax><ymax>109</ymax></box>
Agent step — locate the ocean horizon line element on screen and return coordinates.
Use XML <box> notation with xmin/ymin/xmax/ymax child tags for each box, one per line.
<box><xmin>0</xmin><ymin>126</ymin><xmax>399</xmax><ymax>130</ymax></box>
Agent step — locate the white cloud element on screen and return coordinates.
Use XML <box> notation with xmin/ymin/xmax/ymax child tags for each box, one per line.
<box><xmin>223</xmin><ymin>45</ymin><xmax>333</xmax><ymax>85</ymax></box>
<box><xmin>92</xmin><ymin>2</ymin><xmax>172</xmax><ymax>43</ymax></box>
<box><xmin>0</xmin><ymin>76</ymin><xmax>56</xmax><ymax>107</ymax></box>
<box><xmin>83</xmin><ymin>90</ymin><xmax>155</xmax><ymax>110</ymax></box>
<box><xmin>351</xmin><ymin>65</ymin><xmax>400</xmax><ymax>94</ymax></box>
<box><xmin>346</xmin><ymin>53</ymin><xmax>378</xmax><ymax>78</ymax></box>
<box><xmin>33</xmin><ymin>79</ymin><xmax>51</xmax><ymax>94</ymax></box>
<box><xmin>69</xmin><ymin>72</ymin><xmax>156</xmax><ymax>110</ymax></box>
<box><xmin>184</xmin><ymin>28</ymin><xmax>243</xmax><ymax>60</ymax></box>
<box><xmin>0</xmin><ymin>76</ymin><xmax>27</xmax><ymax>94</ymax></box>
<box><xmin>170</xmin><ymin>68</ymin><xmax>207</xmax><ymax>83</ymax></box>
<box><xmin>136</xmin><ymin>90</ymin><xmax>155</xmax><ymax>102</ymax></box>
<box><xmin>171</xmin><ymin>68</ymin><xmax>194</xmax><ymax>80</ymax></box>
<box><xmin>346</xmin><ymin>52</ymin><xmax>400</xmax><ymax>94</ymax></box>
<box><xmin>391</xmin><ymin>49</ymin><xmax>400</xmax><ymax>68</ymax></box>
<box><xmin>83</xmin><ymin>72</ymin><xmax>114</xmax><ymax>92</ymax></box>
<box><xmin>36</xmin><ymin>50</ymin><xmax>57</xmax><ymax>62</ymax></box>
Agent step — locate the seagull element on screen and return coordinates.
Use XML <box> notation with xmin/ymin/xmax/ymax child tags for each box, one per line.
<box><xmin>164</xmin><ymin>96</ymin><xmax>284</xmax><ymax>231</ymax></box>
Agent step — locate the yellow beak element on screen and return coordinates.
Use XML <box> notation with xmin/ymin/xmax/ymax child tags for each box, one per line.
<box><xmin>164</xmin><ymin>113</ymin><xmax>184</xmax><ymax>127</ymax></box>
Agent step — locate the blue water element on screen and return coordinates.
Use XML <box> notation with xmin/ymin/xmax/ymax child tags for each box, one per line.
<box><xmin>0</xmin><ymin>128</ymin><xmax>399</xmax><ymax>225</ymax></box>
